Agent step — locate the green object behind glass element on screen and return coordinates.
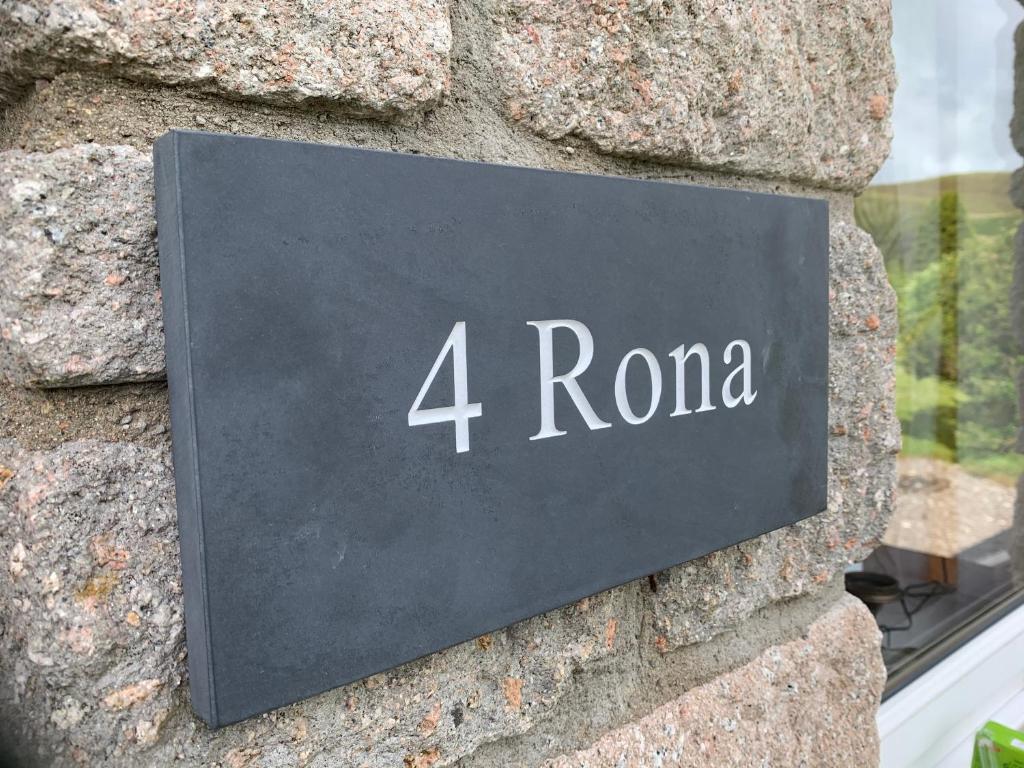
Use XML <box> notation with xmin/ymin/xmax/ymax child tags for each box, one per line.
<box><xmin>972</xmin><ymin>721</ymin><xmax>1024</xmax><ymax>768</ymax></box>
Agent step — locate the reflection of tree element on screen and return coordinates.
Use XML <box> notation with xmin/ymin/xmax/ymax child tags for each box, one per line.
<box><xmin>913</xmin><ymin>191</ymin><xmax>969</xmax><ymax>268</ymax></box>
<box><xmin>907</xmin><ymin>192</ymin><xmax>969</xmax><ymax>454</ymax></box>
<box><xmin>932</xmin><ymin>195</ymin><xmax>965</xmax><ymax>449</ymax></box>
<box><xmin>858</xmin><ymin>181</ymin><xmax>1023</xmax><ymax>473</ymax></box>
<box><xmin>958</xmin><ymin>225</ymin><xmax>1019</xmax><ymax>457</ymax></box>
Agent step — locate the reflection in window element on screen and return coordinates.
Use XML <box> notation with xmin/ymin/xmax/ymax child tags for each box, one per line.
<box><xmin>849</xmin><ymin>0</ymin><xmax>1024</xmax><ymax>687</ymax></box>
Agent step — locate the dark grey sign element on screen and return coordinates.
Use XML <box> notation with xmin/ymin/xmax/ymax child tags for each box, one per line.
<box><xmin>154</xmin><ymin>130</ymin><xmax>828</xmax><ymax>728</ymax></box>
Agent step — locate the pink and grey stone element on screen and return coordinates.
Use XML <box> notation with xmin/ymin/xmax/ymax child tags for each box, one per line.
<box><xmin>0</xmin><ymin>437</ymin><xmax>632</xmax><ymax>765</ymax></box>
<box><xmin>545</xmin><ymin>595</ymin><xmax>885</xmax><ymax>768</ymax></box>
<box><xmin>0</xmin><ymin>146</ymin><xmax>898</xmax><ymax>395</ymax></box>
<box><xmin>495</xmin><ymin>0</ymin><xmax>895</xmax><ymax>190</ymax></box>
<box><xmin>0</xmin><ymin>0</ymin><xmax>452</xmax><ymax>117</ymax></box>
<box><xmin>0</xmin><ymin>145</ymin><xmax>164</xmax><ymax>387</ymax></box>
<box><xmin>1</xmin><ymin>436</ymin><xmax>885</xmax><ymax>766</ymax></box>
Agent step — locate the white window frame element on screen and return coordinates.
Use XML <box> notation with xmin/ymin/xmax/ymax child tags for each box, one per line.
<box><xmin>879</xmin><ymin>603</ymin><xmax>1024</xmax><ymax>767</ymax></box>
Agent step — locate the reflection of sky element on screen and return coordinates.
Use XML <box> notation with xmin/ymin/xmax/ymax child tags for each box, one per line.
<box><xmin>872</xmin><ymin>0</ymin><xmax>1023</xmax><ymax>185</ymax></box>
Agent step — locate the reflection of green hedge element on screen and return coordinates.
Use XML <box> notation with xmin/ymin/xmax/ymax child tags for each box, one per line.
<box><xmin>900</xmin><ymin>434</ymin><xmax>955</xmax><ymax>463</ymax></box>
<box><xmin>896</xmin><ymin>367</ymin><xmax>1024</xmax><ymax>479</ymax></box>
<box><xmin>895</xmin><ymin>367</ymin><xmax>960</xmax><ymax>456</ymax></box>
<box><xmin>856</xmin><ymin>176</ymin><xmax>1023</xmax><ymax>480</ymax></box>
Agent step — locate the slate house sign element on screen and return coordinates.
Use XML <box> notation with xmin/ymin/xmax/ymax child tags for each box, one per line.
<box><xmin>154</xmin><ymin>131</ymin><xmax>829</xmax><ymax>727</ymax></box>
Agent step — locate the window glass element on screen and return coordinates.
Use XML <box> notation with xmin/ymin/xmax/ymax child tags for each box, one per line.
<box><xmin>851</xmin><ymin>0</ymin><xmax>1024</xmax><ymax>687</ymax></box>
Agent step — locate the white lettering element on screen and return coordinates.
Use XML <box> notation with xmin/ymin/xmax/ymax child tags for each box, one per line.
<box><xmin>615</xmin><ymin>348</ymin><xmax>662</xmax><ymax>424</ymax></box>
<box><xmin>408</xmin><ymin>321</ymin><xmax>482</xmax><ymax>453</ymax></box>
<box><xmin>668</xmin><ymin>343</ymin><xmax>717</xmax><ymax>416</ymax></box>
<box><xmin>722</xmin><ymin>339</ymin><xmax>757</xmax><ymax>408</ymax></box>
<box><xmin>527</xmin><ymin>319</ymin><xmax>612</xmax><ymax>440</ymax></box>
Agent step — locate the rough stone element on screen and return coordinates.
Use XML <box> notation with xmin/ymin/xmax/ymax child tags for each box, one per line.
<box><xmin>0</xmin><ymin>437</ymin><xmax>646</xmax><ymax>766</ymax></box>
<box><xmin>0</xmin><ymin>380</ymin><xmax>171</xmax><ymax>451</ymax></box>
<box><xmin>1013</xmin><ymin>22</ymin><xmax>1024</xmax><ymax>158</ymax></box>
<box><xmin>0</xmin><ymin>0</ymin><xmax>452</xmax><ymax>118</ymax></box>
<box><xmin>0</xmin><ymin>436</ymin><xmax>884</xmax><ymax>768</ymax></box>
<box><xmin>0</xmin><ymin>69</ymin><xmax>883</xmax><ymax>202</ymax></box>
<box><xmin>545</xmin><ymin>594</ymin><xmax>884</xmax><ymax>768</ymax></box>
<box><xmin>0</xmin><ymin>439</ymin><xmax>183</xmax><ymax>765</ymax></box>
<box><xmin>1010</xmin><ymin>167</ymin><xmax>1024</xmax><ymax>211</ymax></box>
<box><xmin>495</xmin><ymin>0</ymin><xmax>895</xmax><ymax>191</ymax></box>
<box><xmin>0</xmin><ymin>144</ymin><xmax>164</xmax><ymax>387</ymax></box>
<box><xmin>0</xmin><ymin>146</ymin><xmax>897</xmax><ymax>397</ymax></box>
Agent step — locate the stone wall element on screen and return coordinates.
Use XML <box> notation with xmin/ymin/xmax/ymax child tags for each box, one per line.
<box><xmin>0</xmin><ymin>1</ymin><xmax>898</xmax><ymax>766</ymax></box>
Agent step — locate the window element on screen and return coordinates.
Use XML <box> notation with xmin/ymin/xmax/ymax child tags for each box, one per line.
<box><xmin>850</xmin><ymin>0</ymin><xmax>1024</xmax><ymax>693</ymax></box>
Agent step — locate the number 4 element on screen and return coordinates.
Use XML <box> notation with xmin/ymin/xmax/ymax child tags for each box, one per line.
<box><xmin>408</xmin><ymin>322</ymin><xmax>482</xmax><ymax>453</ymax></box>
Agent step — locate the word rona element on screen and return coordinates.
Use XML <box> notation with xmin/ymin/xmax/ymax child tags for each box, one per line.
<box><xmin>408</xmin><ymin>319</ymin><xmax>758</xmax><ymax>453</ymax></box>
<box><xmin>527</xmin><ymin>319</ymin><xmax>757</xmax><ymax>441</ymax></box>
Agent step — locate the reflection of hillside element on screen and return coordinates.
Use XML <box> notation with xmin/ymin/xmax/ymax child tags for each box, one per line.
<box><xmin>866</xmin><ymin>172</ymin><xmax>1017</xmax><ymax>217</ymax></box>
<box><xmin>857</xmin><ymin>172</ymin><xmax>1020</xmax><ymax>268</ymax></box>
